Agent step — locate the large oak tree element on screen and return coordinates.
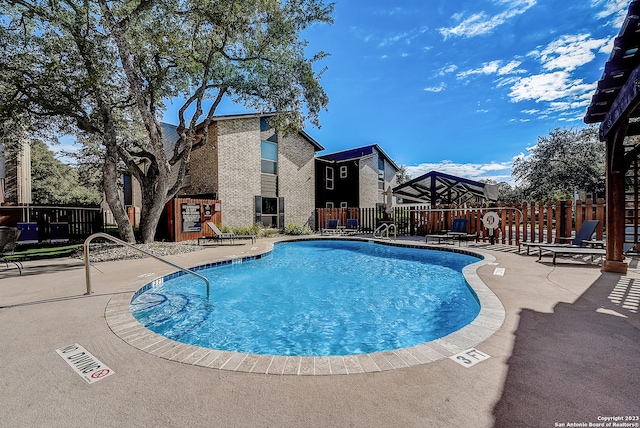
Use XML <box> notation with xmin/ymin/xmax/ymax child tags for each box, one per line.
<box><xmin>1</xmin><ymin>0</ymin><xmax>333</xmax><ymax>242</ymax></box>
<box><xmin>512</xmin><ymin>127</ymin><xmax>605</xmax><ymax>201</ymax></box>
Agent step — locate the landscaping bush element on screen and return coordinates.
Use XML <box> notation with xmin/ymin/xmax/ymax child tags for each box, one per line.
<box><xmin>283</xmin><ymin>223</ymin><xmax>313</xmax><ymax>235</ymax></box>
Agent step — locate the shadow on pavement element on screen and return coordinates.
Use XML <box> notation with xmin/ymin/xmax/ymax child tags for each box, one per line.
<box><xmin>493</xmin><ymin>273</ymin><xmax>640</xmax><ymax>427</ymax></box>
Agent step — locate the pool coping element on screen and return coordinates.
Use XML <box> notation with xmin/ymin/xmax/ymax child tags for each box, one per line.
<box><xmin>104</xmin><ymin>238</ymin><xmax>506</xmax><ymax>375</ymax></box>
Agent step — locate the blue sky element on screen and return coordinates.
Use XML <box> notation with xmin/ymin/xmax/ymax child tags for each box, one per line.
<box><xmin>162</xmin><ymin>0</ymin><xmax>629</xmax><ymax>184</ymax></box>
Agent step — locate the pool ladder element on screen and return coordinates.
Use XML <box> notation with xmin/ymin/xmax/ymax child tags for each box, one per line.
<box><xmin>83</xmin><ymin>233</ymin><xmax>210</xmax><ymax>298</ymax></box>
<box><xmin>373</xmin><ymin>223</ymin><xmax>397</xmax><ymax>240</ymax></box>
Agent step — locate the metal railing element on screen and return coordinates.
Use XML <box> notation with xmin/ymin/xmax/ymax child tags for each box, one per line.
<box><xmin>373</xmin><ymin>223</ymin><xmax>397</xmax><ymax>240</ymax></box>
<box><xmin>83</xmin><ymin>233</ymin><xmax>210</xmax><ymax>298</ymax></box>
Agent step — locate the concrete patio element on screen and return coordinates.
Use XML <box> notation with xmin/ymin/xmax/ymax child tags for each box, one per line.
<box><xmin>1</xmin><ymin>236</ymin><xmax>638</xmax><ymax>427</ymax></box>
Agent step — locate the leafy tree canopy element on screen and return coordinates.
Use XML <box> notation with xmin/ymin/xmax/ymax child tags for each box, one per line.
<box><xmin>30</xmin><ymin>140</ymin><xmax>102</xmax><ymax>205</ymax></box>
<box><xmin>511</xmin><ymin>127</ymin><xmax>604</xmax><ymax>201</ymax></box>
<box><xmin>1</xmin><ymin>0</ymin><xmax>333</xmax><ymax>242</ymax></box>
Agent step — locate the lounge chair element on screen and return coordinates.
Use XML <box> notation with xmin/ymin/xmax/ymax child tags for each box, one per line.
<box><xmin>426</xmin><ymin>218</ymin><xmax>476</xmax><ymax>245</ymax></box>
<box><xmin>198</xmin><ymin>222</ymin><xmax>256</xmax><ymax>246</ymax></box>
<box><xmin>343</xmin><ymin>219</ymin><xmax>359</xmax><ymax>235</ymax></box>
<box><xmin>538</xmin><ymin>242</ymin><xmax>633</xmax><ymax>265</ymax></box>
<box><xmin>321</xmin><ymin>219</ymin><xmax>341</xmax><ymax>236</ymax></box>
<box><xmin>0</xmin><ymin>227</ymin><xmax>23</xmax><ymax>275</ymax></box>
<box><xmin>519</xmin><ymin>219</ymin><xmax>599</xmax><ymax>255</ymax></box>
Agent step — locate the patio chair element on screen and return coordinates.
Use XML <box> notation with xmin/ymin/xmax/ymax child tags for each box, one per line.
<box><xmin>448</xmin><ymin>218</ymin><xmax>467</xmax><ymax>233</ymax></box>
<box><xmin>538</xmin><ymin>242</ymin><xmax>634</xmax><ymax>265</ymax></box>
<box><xmin>343</xmin><ymin>219</ymin><xmax>359</xmax><ymax>235</ymax></box>
<box><xmin>198</xmin><ymin>222</ymin><xmax>256</xmax><ymax>246</ymax></box>
<box><xmin>321</xmin><ymin>219</ymin><xmax>341</xmax><ymax>236</ymax></box>
<box><xmin>426</xmin><ymin>218</ymin><xmax>476</xmax><ymax>245</ymax></box>
<box><xmin>0</xmin><ymin>227</ymin><xmax>23</xmax><ymax>275</ymax></box>
<box><xmin>519</xmin><ymin>219</ymin><xmax>599</xmax><ymax>255</ymax></box>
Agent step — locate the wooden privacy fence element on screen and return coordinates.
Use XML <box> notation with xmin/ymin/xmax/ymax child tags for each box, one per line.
<box><xmin>0</xmin><ymin>205</ymin><xmax>103</xmax><ymax>241</ymax></box>
<box><xmin>316</xmin><ymin>199</ymin><xmax>606</xmax><ymax>246</ymax></box>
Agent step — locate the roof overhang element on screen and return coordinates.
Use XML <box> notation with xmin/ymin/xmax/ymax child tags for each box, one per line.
<box><xmin>392</xmin><ymin>171</ymin><xmax>497</xmax><ymax>205</ymax></box>
<box><xmin>584</xmin><ymin>0</ymin><xmax>640</xmax><ymax>139</ymax></box>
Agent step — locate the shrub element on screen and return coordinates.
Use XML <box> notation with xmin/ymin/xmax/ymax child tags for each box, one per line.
<box><xmin>284</xmin><ymin>223</ymin><xmax>313</xmax><ymax>235</ymax></box>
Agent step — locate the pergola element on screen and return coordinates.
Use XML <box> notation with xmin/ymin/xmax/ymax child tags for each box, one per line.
<box><xmin>392</xmin><ymin>171</ymin><xmax>498</xmax><ymax>205</ymax></box>
<box><xmin>584</xmin><ymin>0</ymin><xmax>640</xmax><ymax>273</ymax></box>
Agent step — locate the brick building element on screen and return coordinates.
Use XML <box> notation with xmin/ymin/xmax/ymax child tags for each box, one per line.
<box><xmin>315</xmin><ymin>145</ymin><xmax>399</xmax><ymax>210</ymax></box>
<box><xmin>174</xmin><ymin>113</ymin><xmax>324</xmax><ymax>229</ymax></box>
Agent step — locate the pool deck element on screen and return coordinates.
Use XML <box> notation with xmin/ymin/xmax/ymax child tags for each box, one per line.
<box><xmin>1</xmin><ymin>235</ymin><xmax>639</xmax><ymax>427</ymax></box>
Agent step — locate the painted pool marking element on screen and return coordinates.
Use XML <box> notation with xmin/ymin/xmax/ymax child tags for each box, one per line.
<box><xmin>493</xmin><ymin>267</ymin><xmax>505</xmax><ymax>276</ymax></box>
<box><xmin>450</xmin><ymin>348</ymin><xmax>490</xmax><ymax>367</ymax></box>
<box><xmin>55</xmin><ymin>343</ymin><xmax>115</xmax><ymax>384</ymax></box>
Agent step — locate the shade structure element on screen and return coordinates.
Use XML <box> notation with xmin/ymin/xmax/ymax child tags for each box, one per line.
<box><xmin>392</xmin><ymin>171</ymin><xmax>498</xmax><ymax>205</ymax></box>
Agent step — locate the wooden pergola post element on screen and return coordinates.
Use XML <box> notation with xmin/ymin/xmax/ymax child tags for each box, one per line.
<box><xmin>603</xmin><ymin>125</ymin><xmax>628</xmax><ymax>273</ymax></box>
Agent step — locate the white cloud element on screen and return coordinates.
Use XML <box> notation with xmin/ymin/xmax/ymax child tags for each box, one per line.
<box><xmin>405</xmin><ymin>160</ymin><xmax>513</xmax><ymax>183</ymax></box>
<box><xmin>529</xmin><ymin>34</ymin><xmax>611</xmax><ymax>72</ymax></box>
<box><xmin>457</xmin><ymin>59</ymin><xmax>525</xmax><ymax>79</ymax></box>
<box><xmin>498</xmin><ymin>60</ymin><xmax>524</xmax><ymax>75</ymax></box>
<box><xmin>438</xmin><ymin>64</ymin><xmax>459</xmax><ymax>76</ymax></box>
<box><xmin>592</xmin><ymin>0</ymin><xmax>628</xmax><ymax>25</ymax></box>
<box><xmin>378</xmin><ymin>26</ymin><xmax>429</xmax><ymax>47</ymax></box>
<box><xmin>508</xmin><ymin>71</ymin><xmax>596</xmax><ymax>103</ymax></box>
<box><xmin>424</xmin><ymin>83</ymin><xmax>446</xmax><ymax>93</ymax></box>
<box><xmin>439</xmin><ymin>0</ymin><xmax>536</xmax><ymax>38</ymax></box>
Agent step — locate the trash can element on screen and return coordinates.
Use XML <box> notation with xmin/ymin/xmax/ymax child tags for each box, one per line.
<box><xmin>17</xmin><ymin>222</ymin><xmax>39</xmax><ymax>244</ymax></box>
<box><xmin>50</xmin><ymin>222</ymin><xmax>70</xmax><ymax>243</ymax></box>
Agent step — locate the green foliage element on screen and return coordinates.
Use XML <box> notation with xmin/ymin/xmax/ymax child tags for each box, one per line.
<box><xmin>512</xmin><ymin>127</ymin><xmax>604</xmax><ymax>201</ymax></box>
<box><xmin>30</xmin><ymin>140</ymin><xmax>102</xmax><ymax>205</ymax></box>
<box><xmin>283</xmin><ymin>223</ymin><xmax>313</xmax><ymax>235</ymax></box>
<box><xmin>395</xmin><ymin>165</ymin><xmax>412</xmax><ymax>185</ymax></box>
<box><xmin>1</xmin><ymin>0</ymin><xmax>334</xmax><ymax>242</ymax></box>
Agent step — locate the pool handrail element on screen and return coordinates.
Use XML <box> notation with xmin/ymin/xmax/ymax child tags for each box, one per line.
<box><xmin>374</xmin><ymin>223</ymin><xmax>397</xmax><ymax>240</ymax></box>
<box><xmin>83</xmin><ymin>233</ymin><xmax>210</xmax><ymax>298</ymax></box>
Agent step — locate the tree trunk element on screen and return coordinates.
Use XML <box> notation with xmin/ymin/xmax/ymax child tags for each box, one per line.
<box><xmin>138</xmin><ymin>179</ymin><xmax>169</xmax><ymax>243</ymax></box>
<box><xmin>103</xmin><ymin>144</ymin><xmax>136</xmax><ymax>243</ymax></box>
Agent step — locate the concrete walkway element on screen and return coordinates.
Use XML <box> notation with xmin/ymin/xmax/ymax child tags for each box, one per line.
<box><xmin>1</xmin><ymin>236</ymin><xmax>638</xmax><ymax>427</ymax></box>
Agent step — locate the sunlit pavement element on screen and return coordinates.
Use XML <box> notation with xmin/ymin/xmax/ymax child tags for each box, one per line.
<box><xmin>1</xmin><ymin>235</ymin><xmax>638</xmax><ymax>427</ymax></box>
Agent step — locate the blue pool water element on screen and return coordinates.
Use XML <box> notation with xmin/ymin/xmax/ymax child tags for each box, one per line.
<box><xmin>131</xmin><ymin>240</ymin><xmax>481</xmax><ymax>356</ymax></box>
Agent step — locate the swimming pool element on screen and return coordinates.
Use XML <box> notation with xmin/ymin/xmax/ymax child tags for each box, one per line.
<box><xmin>131</xmin><ymin>240</ymin><xmax>482</xmax><ymax>357</ymax></box>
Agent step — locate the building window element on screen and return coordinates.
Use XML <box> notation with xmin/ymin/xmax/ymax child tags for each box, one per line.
<box><xmin>326</xmin><ymin>202</ymin><xmax>334</xmax><ymax>209</ymax></box>
<box><xmin>340</xmin><ymin>201</ymin><xmax>348</xmax><ymax>208</ymax></box>
<box><xmin>261</xmin><ymin>197</ymin><xmax>278</xmax><ymax>228</ymax></box>
<box><xmin>326</xmin><ymin>166</ymin><xmax>334</xmax><ymax>189</ymax></box>
<box><xmin>261</xmin><ymin>141</ymin><xmax>277</xmax><ymax>174</ymax></box>
<box><xmin>340</xmin><ymin>165</ymin><xmax>347</xmax><ymax>178</ymax></box>
<box><xmin>378</xmin><ymin>158</ymin><xmax>385</xmax><ymax>180</ymax></box>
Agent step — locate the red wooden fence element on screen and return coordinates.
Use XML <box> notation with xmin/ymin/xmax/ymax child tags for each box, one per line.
<box><xmin>316</xmin><ymin>198</ymin><xmax>607</xmax><ymax>246</ymax></box>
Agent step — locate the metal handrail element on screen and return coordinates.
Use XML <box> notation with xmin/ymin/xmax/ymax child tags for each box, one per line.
<box><xmin>373</xmin><ymin>223</ymin><xmax>397</xmax><ymax>240</ymax></box>
<box><xmin>83</xmin><ymin>233</ymin><xmax>210</xmax><ymax>298</ymax></box>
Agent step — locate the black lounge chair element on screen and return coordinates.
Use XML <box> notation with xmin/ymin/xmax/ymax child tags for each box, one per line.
<box><xmin>0</xmin><ymin>227</ymin><xmax>23</xmax><ymax>275</ymax></box>
<box><xmin>198</xmin><ymin>222</ymin><xmax>256</xmax><ymax>245</ymax></box>
<box><xmin>426</xmin><ymin>218</ymin><xmax>476</xmax><ymax>245</ymax></box>
<box><xmin>519</xmin><ymin>219</ymin><xmax>599</xmax><ymax>255</ymax></box>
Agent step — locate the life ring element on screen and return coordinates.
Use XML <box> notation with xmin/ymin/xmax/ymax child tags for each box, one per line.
<box><xmin>482</xmin><ymin>211</ymin><xmax>500</xmax><ymax>230</ymax></box>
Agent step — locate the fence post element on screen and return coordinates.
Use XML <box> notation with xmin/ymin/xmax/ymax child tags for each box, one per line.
<box><xmin>559</xmin><ymin>200</ymin><xmax>566</xmax><ymax>239</ymax></box>
<box><xmin>575</xmin><ymin>199</ymin><xmax>584</xmax><ymax>233</ymax></box>
<box><xmin>596</xmin><ymin>198</ymin><xmax>605</xmax><ymax>239</ymax></box>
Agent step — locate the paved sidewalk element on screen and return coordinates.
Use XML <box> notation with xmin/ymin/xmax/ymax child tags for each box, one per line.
<box><xmin>1</xmin><ymin>237</ymin><xmax>638</xmax><ymax>427</ymax></box>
